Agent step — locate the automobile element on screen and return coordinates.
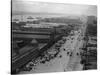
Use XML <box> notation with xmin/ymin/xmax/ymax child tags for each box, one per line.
<box><xmin>80</xmin><ymin>59</ymin><xmax>87</xmax><ymax>64</ymax></box>
<box><xmin>58</xmin><ymin>40</ymin><xmax>65</xmax><ymax>44</ymax></box>
<box><xmin>55</xmin><ymin>43</ymin><xmax>61</xmax><ymax>47</ymax></box>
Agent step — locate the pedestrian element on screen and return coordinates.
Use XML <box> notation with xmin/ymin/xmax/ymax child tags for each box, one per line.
<box><xmin>70</xmin><ymin>52</ymin><xmax>72</xmax><ymax>56</ymax></box>
<box><xmin>76</xmin><ymin>52</ymin><xmax>79</xmax><ymax>56</ymax></box>
<box><xmin>63</xmin><ymin>48</ymin><xmax>66</xmax><ymax>51</ymax></box>
<box><xmin>67</xmin><ymin>52</ymin><xmax>69</xmax><ymax>55</ymax></box>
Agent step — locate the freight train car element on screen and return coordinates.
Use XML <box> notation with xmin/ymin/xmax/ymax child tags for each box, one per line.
<box><xmin>11</xmin><ymin>35</ymin><xmax>62</xmax><ymax>74</ymax></box>
<box><xmin>11</xmin><ymin>39</ymin><xmax>39</xmax><ymax>73</ymax></box>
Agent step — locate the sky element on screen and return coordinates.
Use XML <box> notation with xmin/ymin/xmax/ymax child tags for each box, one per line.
<box><xmin>12</xmin><ymin>0</ymin><xmax>97</xmax><ymax>16</ymax></box>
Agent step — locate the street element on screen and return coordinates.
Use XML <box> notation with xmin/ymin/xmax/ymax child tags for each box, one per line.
<box><xmin>19</xmin><ymin>23</ymin><xmax>86</xmax><ymax>74</ymax></box>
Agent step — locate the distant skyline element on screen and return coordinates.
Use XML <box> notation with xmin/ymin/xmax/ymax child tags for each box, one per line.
<box><xmin>12</xmin><ymin>0</ymin><xmax>97</xmax><ymax>16</ymax></box>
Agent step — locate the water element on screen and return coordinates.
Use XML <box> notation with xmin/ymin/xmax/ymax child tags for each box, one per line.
<box><xmin>12</xmin><ymin>14</ymin><xmax>67</xmax><ymax>22</ymax></box>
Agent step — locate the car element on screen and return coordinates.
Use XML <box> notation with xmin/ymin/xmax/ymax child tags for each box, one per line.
<box><xmin>55</xmin><ymin>43</ymin><xmax>61</xmax><ymax>47</ymax></box>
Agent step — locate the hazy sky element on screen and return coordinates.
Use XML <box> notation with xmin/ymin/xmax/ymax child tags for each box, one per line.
<box><xmin>12</xmin><ymin>0</ymin><xmax>97</xmax><ymax>16</ymax></box>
